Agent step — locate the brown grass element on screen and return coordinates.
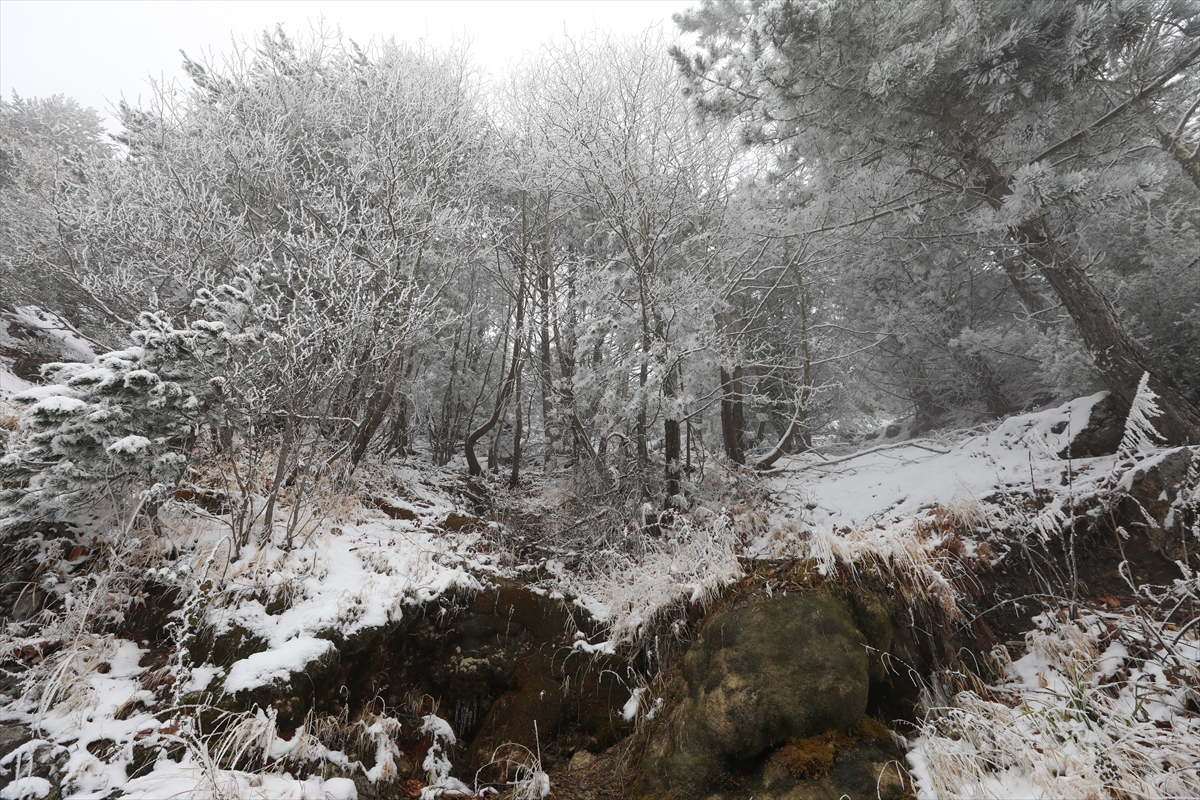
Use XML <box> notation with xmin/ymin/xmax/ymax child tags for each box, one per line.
<box><xmin>775</xmin><ymin>729</ymin><xmax>853</xmax><ymax>779</ymax></box>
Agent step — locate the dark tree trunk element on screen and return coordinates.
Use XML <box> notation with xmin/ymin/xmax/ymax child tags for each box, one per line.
<box><xmin>1157</xmin><ymin>122</ymin><xmax>1200</xmax><ymax>190</ymax></box>
<box><xmin>509</xmin><ymin>339</ymin><xmax>524</xmax><ymax>490</ymax></box>
<box><xmin>753</xmin><ymin>406</ymin><xmax>804</xmax><ymax>471</ymax></box>
<box><xmin>910</xmin><ymin>384</ymin><xmax>949</xmax><ymax>435</ymax></box>
<box><xmin>539</xmin><ymin>194</ymin><xmax>556</xmax><ymax>467</ymax></box>
<box><xmin>664</xmin><ymin>417</ymin><xmax>682</xmax><ymax>501</ymax></box>
<box><xmin>963</xmin><ymin>142</ymin><xmax>1200</xmax><ymax>446</ymax></box>
<box><xmin>663</xmin><ymin>365</ymin><xmax>682</xmax><ymax>507</ymax></box>
<box><xmin>1021</xmin><ymin>218</ymin><xmax>1200</xmax><ymax>445</ymax></box>
<box><xmin>348</xmin><ymin>360</ymin><xmax>398</xmax><ymax>471</ymax></box>
<box><xmin>999</xmin><ymin>249</ymin><xmax>1055</xmax><ymax>326</ymax></box>
<box><xmin>719</xmin><ymin>366</ymin><xmax>746</xmax><ymax>464</ymax></box>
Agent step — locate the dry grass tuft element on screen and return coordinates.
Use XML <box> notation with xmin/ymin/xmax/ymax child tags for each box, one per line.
<box><xmin>775</xmin><ymin>732</ymin><xmax>845</xmax><ymax>779</ymax></box>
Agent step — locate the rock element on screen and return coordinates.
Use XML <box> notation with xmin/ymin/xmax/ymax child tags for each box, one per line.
<box><xmin>638</xmin><ymin>594</ymin><xmax>870</xmax><ymax>799</ymax></box>
<box><xmin>443</xmin><ymin>512</ymin><xmax>475</xmax><ymax>532</ymax></box>
<box><xmin>699</xmin><ymin>717</ymin><xmax>907</xmax><ymax>800</ymax></box>
<box><xmin>194</xmin><ymin>623</ymin><xmax>269</xmax><ymax>669</ymax></box>
<box><xmin>568</xmin><ymin>750</ymin><xmax>596</xmax><ymax>771</ymax></box>
<box><xmin>0</xmin><ymin>734</ymin><xmax>69</xmax><ymax>800</ymax></box>
<box><xmin>220</xmin><ymin>639</ymin><xmax>341</xmax><ymax>730</ymax></box>
<box><xmin>122</xmin><ymin>583</ymin><xmax>182</xmax><ymax>645</ymax></box>
<box><xmin>825</xmin><ymin>739</ymin><xmax>907</xmax><ymax>800</ymax></box>
<box><xmin>0</xmin><ymin>722</ymin><xmax>33</xmax><ymax>762</ymax></box>
<box><xmin>372</xmin><ymin>497</ymin><xmax>418</xmax><ymax>521</ymax></box>
<box><xmin>1114</xmin><ymin>447</ymin><xmax>1199</xmax><ymax>569</ymax></box>
<box><xmin>1059</xmin><ymin>392</ymin><xmax>1124</xmax><ymax>459</ymax></box>
<box><xmin>462</xmin><ymin>584</ymin><xmax>632</xmax><ymax>777</ymax></box>
<box><xmin>183</xmin><ymin>579</ymin><xmax>631</xmax><ymax>785</ymax></box>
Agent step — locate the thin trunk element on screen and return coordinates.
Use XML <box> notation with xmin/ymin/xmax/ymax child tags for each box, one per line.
<box><xmin>434</xmin><ymin>324</ymin><xmax>463</xmax><ymax>464</ymax></box>
<box><xmin>755</xmin><ymin>267</ymin><xmax>814</xmax><ymax>469</ymax></box>
<box><xmin>547</xmin><ymin>251</ymin><xmax>594</xmax><ymax>462</ymax></box>
<box><xmin>262</xmin><ymin>411</ymin><xmax>295</xmax><ymax>539</ymax></box>
<box><xmin>509</xmin><ymin>334</ymin><xmax>525</xmax><ymax>489</ymax></box>
<box><xmin>1156</xmin><ymin>119</ymin><xmax>1200</xmax><ymax>190</ymax></box>
<box><xmin>686</xmin><ymin>420</ymin><xmax>692</xmax><ymax>475</ymax></box>
<box><xmin>539</xmin><ymin>193</ymin><xmax>555</xmax><ymax>467</ymax></box>
<box><xmin>663</xmin><ymin>364</ymin><xmax>682</xmax><ymax>507</ymax></box>
<box><xmin>637</xmin><ymin>315</ymin><xmax>651</xmax><ymax>481</ymax></box>
<box><xmin>348</xmin><ymin>355</ymin><xmax>400</xmax><ymax>469</ymax></box>
<box><xmin>999</xmin><ymin>249</ymin><xmax>1054</xmax><ymax>326</ymax></box>
<box><xmin>470</xmin><ymin>347</ymin><xmax>517</xmax><ymax>475</ymax></box>
<box><xmin>466</xmin><ymin>192</ymin><xmax>529</xmax><ymax>475</ymax></box>
<box><xmin>348</xmin><ymin>240</ymin><xmax>426</xmax><ymax>471</ymax></box>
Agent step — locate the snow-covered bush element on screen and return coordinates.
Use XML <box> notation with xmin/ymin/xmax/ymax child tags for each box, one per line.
<box><xmin>419</xmin><ymin>714</ymin><xmax>474</xmax><ymax>799</ymax></box>
<box><xmin>0</xmin><ymin>286</ymin><xmax>249</xmax><ymax>536</ymax></box>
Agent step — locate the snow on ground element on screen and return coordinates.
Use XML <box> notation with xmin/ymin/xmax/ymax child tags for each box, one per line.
<box><xmin>1</xmin><ymin>464</ymin><xmax>494</xmax><ymax>799</ymax></box>
<box><xmin>0</xmin><ymin>363</ymin><xmax>35</xmax><ymax>410</ymax></box>
<box><xmin>907</xmin><ymin>608</ymin><xmax>1200</xmax><ymax>799</ymax></box>
<box><xmin>731</xmin><ymin>392</ymin><xmax>1200</xmax><ymax>800</ymax></box>
<box><xmin>530</xmin><ymin>393</ymin><xmax>1141</xmax><ymax>655</ymax></box>
<box><xmin>763</xmin><ymin>392</ymin><xmax>1113</xmax><ymax>532</ymax></box>
<box><xmin>177</xmin><ymin>467</ymin><xmax>491</xmax><ymax>696</ymax></box>
<box><xmin>1</xmin><ymin>305</ymin><xmax>95</xmax><ymax>413</ymax></box>
<box><xmin>203</xmin><ymin>517</ymin><xmax>487</xmax><ymax>694</ymax></box>
<box><xmin>3</xmin><ymin>392</ymin><xmax>1197</xmax><ymax>799</ymax></box>
<box><xmin>1</xmin><ymin>307</ymin><xmax>96</xmax><ymax>365</ymax></box>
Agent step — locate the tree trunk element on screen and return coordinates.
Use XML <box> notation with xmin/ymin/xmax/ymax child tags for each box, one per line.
<box><xmin>262</xmin><ymin>411</ymin><xmax>295</xmax><ymax>539</ymax></box>
<box><xmin>509</xmin><ymin>337</ymin><xmax>525</xmax><ymax>489</ymax></box>
<box><xmin>466</xmin><ymin>192</ymin><xmax>529</xmax><ymax>475</ymax></box>
<box><xmin>348</xmin><ymin>360</ymin><xmax>399</xmax><ymax>470</ymax></box>
<box><xmin>467</xmin><ymin>336</ymin><xmax>521</xmax><ymax>476</ymax></box>
<box><xmin>539</xmin><ymin>193</ymin><xmax>557</xmax><ymax>468</ymax></box>
<box><xmin>999</xmin><ymin>249</ymin><xmax>1054</xmax><ymax>326</ymax></box>
<box><xmin>1021</xmin><ymin>218</ymin><xmax>1200</xmax><ymax>445</ymax></box>
<box><xmin>663</xmin><ymin>364</ymin><xmax>682</xmax><ymax>507</ymax></box>
<box><xmin>1156</xmin><ymin>122</ymin><xmax>1200</xmax><ymax>190</ymax></box>
<box><xmin>719</xmin><ymin>366</ymin><xmax>746</xmax><ymax>464</ymax></box>
<box><xmin>753</xmin><ymin>402</ymin><xmax>804</xmax><ymax>471</ymax></box>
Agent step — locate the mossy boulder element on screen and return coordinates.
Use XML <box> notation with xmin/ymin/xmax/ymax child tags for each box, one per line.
<box><xmin>639</xmin><ymin>593</ymin><xmax>870</xmax><ymax>799</ymax></box>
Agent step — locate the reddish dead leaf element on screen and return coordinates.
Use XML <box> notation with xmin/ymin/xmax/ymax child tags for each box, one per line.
<box><xmin>397</xmin><ymin>780</ymin><xmax>424</xmax><ymax>798</ymax></box>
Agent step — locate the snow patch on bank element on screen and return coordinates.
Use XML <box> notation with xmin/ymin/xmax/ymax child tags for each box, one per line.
<box><xmin>763</xmin><ymin>392</ymin><xmax>1114</xmax><ymax>533</ymax></box>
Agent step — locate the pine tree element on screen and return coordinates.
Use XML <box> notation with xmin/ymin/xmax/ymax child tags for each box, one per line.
<box><xmin>0</xmin><ymin>290</ymin><xmax>245</xmax><ymax>534</ymax></box>
<box><xmin>675</xmin><ymin>0</ymin><xmax>1200</xmax><ymax>443</ymax></box>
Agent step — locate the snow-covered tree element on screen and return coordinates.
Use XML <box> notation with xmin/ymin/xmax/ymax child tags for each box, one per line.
<box><xmin>0</xmin><ymin>299</ymin><xmax>237</xmax><ymax>535</ymax></box>
<box><xmin>500</xmin><ymin>31</ymin><xmax>746</xmax><ymax>505</ymax></box>
<box><xmin>674</xmin><ymin>0</ymin><xmax>1200</xmax><ymax>442</ymax></box>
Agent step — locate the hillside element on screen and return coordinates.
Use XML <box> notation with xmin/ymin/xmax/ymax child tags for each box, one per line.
<box><xmin>3</xmin><ymin>326</ymin><xmax>1197</xmax><ymax>799</ymax></box>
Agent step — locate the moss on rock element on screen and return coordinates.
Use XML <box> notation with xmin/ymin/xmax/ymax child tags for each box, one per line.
<box><xmin>638</xmin><ymin>593</ymin><xmax>870</xmax><ymax>799</ymax></box>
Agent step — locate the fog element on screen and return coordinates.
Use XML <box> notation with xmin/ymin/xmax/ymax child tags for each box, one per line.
<box><xmin>0</xmin><ymin>0</ymin><xmax>689</xmax><ymax>131</ymax></box>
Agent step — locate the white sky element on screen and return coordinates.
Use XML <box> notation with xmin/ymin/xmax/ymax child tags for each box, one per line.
<box><xmin>0</xmin><ymin>0</ymin><xmax>693</xmax><ymax>132</ymax></box>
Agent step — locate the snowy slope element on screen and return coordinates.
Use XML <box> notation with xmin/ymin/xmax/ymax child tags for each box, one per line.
<box><xmin>1</xmin><ymin>305</ymin><xmax>96</xmax><ymax>411</ymax></box>
<box><xmin>2</xmin><ymin>391</ymin><xmax>1196</xmax><ymax>800</ymax></box>
<box><xmin>765</xmin><ymin>392</ymin><xmax>1112</xmax><ymax>531</ymax></box>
